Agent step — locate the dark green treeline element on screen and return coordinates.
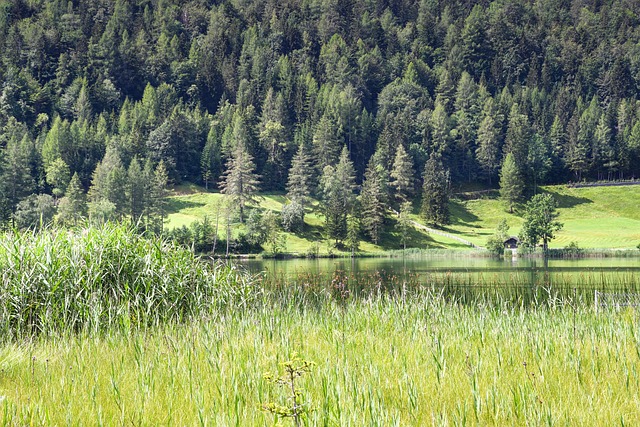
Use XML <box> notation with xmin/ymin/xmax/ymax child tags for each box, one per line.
<box><xmin>1</xmin><ymin>0</ymin><xmax>640</xmax><ymax>228</ymax></box>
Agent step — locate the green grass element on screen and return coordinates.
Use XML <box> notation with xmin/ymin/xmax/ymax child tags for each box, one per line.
<box><xmin>2</xmin><ymin>294</ymin><xmax>640</xmax><ymax>425</ymax></box>
<box><xmin>166</xmin><ymin>184</ymin><xmax>640</xmax><ymax>253</ymax></box>
<box><xmin>0</xmin><ymin>227</ymin><xmax>638</xmax><ymax>425</ymax></box>
<box><xmin>0</xmin><ymin>224</ymin><xmax>252</xmax><ymax>338</ymax></box>
<box><xmin>448</xmin><ymin>185</ymin><xmax>640</xmax><ymax>249</ymax></box>
<box><xmin>166</xmin><ymin>188</ymin><xmax>467</xmax><ymax>255</ymax></box>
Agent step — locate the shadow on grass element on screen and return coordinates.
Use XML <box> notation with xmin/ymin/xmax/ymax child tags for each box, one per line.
<box><xmin>166</xmin><ymin>198</ymin><xmax>207</xmax><ymax>214</ymax></box>
<box><xmin>376</xmin><ymin>219</ymin><xmax>469</xmax><ymax>250</ymax></box>
<box><xmin>541</xmin><ymin>188</ymin><xmax>592</xmax><ymax>209</ymax></box>
<box><xmin>448</xmin><ymin>200</ymin><xmax>481</xmax><ymax>227</ymax></box>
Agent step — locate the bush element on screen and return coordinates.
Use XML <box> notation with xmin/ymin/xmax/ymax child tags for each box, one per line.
<box><xmin>281</xmin><ymin>201</ymin><xmax>304</xmax><ymax>232</ymax></box>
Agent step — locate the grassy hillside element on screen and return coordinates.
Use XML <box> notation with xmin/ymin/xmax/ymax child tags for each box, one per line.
<box><xmin>448</xmin><ymin>185</ymin><xmax>640</xmax><ymax>249</ymax></box>
<box><xmin>166</xmin><ymin>184</ymin><xmax>640</xmax><ymax>253</ymax></box>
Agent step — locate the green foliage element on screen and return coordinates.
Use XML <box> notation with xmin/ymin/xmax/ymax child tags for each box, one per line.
<box><xmin>262</xmin><ymin>353</ymin><xmax>314</xmax><ymax>427</ymax></box>
<box><xmin>421</xmin><ymin>156</ymin><xmax>450</xmax><ymax>226</ymax></box>
<box><xmin>486</xmin><ymin>219</ymin><xmax>510</xmax><ymax>256</ymax></box>
<box><xmin>396</xmin><ymin>201</ymin><xmax>413</xmax><ymax>251</ymax></box>
<box><xmin>519</xmin><ymin>194</ymin><xmax>563</xmax><ymax>252</ymax></box>
<box><xmin>14</xmin><ymin>194</ymin><xmax>56</xmax><ymax>230</ymax></box>
<box><xmin>499</xmin><ymin>152</ymin><xmax>524</xmax><ymax>213</ymax></box>
<box><xmin>220</xmin><ymin>141</ymin><xmax>260</xmax><ymax>223</ymax></box>
<box><xmin>281</xmin><ymin>201</ymin><xmax>304</xmax><ymax>233</ymax></box>
<box><xmin>0</xmin><ymin>224</ymin><xmax>251</xmax><ymax>338</ymax></box>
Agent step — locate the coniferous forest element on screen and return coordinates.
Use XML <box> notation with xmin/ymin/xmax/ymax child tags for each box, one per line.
<box><xmin>1</xmin><ymin>0</ymin><xmax>640</xmax><ymax>234</ymax></box>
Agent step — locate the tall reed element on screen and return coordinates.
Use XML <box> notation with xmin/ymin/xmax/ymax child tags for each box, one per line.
<box><xmin>0</xmin><ymin>224</ymin><xmax>255</xmax><ymax>339</ymax></box>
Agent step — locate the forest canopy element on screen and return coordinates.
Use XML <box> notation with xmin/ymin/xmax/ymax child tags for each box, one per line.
<box><xmin>0</xmin><ymin>0</ymin><xmax>639</xmax><ymax>225</ymax></box>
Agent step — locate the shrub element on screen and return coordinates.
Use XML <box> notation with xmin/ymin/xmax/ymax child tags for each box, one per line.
<box><xmin>281</xmin><ymin>201</ymin><xmax>304</xmax><ymax>232</ymax></box>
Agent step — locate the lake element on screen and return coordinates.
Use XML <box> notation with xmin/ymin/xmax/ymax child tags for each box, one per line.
<box><xmin>237</xmin><ymin>256</ymin><xmax>640</xmax><ymax>305</ymax></box>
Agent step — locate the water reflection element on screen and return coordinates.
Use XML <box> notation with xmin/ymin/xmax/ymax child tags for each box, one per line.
<box><xmin>236</xmin><ymin>256</ymin><xmax>640</xmax><ymax>305</ymax></box>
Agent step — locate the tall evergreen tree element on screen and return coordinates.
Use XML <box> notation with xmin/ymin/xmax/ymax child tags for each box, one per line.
<box><xmin>359</xmin><ymin>158</ymin><xmax>386</xmax><ymax>244</ymax></box>
<box><xmin>499</xmin><ymin>152</ymin><xmax>523</xmax><ymax>213</ymax></box>
<box><xmin>421</xmin><ymin>156</ymin><xmax>450</xmax><ymax>226</ymax></box>
<box><xmin>88</xmin><ymin>147</ymin><xmax>127</xmax><ymax>221</ymax></box>
<box><xmin>475</xmin><ymin>98</ymin><xmax>501</xmax><ymax>184</ymax></box>
<box><xmin>56</xmin><ymin>172</ymin><xmax>87</xmax><ymax>226</ymax></box>
<box><xmin>220</xmin><ymin>141</ymin><xmax>260</xmax><ymax>222</ymax></box>
<box><xmin>126</xmin><ymin>157</ymin><xmax>146</xmax><ymax>225</ymax></box>
<box><xmin>389</xmin><ymin>144</ymin><xmax>415</xmax><ymax>205</ymax></box>
<box><xmin>286</xmin><ymin>143</ymin><xmax>314</xmax><ymax>208</ymax></box>
<box><xmin>0</xmin><ymin>134</ymin><xmax>36</xmax><ymax>220</ymax></box>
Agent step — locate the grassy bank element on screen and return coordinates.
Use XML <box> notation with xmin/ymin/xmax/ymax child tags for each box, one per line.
<box><xmin>2</xmin><ymin>294</ymin><xmax>639</xmax><ymax>425</ymax></box>
<box><xmin>166</xmin><ymin>184</ymin><xmax>640</xmax><ymax>255</ymax></box>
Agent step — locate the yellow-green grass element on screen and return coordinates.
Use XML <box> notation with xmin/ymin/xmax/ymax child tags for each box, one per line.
<box><xmin>2</xmin><ymin>297</ymin><xmax>639</xmax><ymax>425</ymax></box>
<box><xmin>166</xmin><ymin>188</ymin><xmax>467</xmax><ymax>254</ymax></box>
<box><xmin>448</xmin><ymin>185</ymin><xmax>640</xmax><ymax>249</ymax></box>
<box><xmin>166</xmin><ymin>184</ymin><xmax>640</xmax><ymax>252</ymax></box>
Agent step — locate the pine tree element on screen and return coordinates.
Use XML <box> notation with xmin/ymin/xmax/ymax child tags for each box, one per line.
<box><xmin>56</xmin><ymin>173</ymin><xmax>87</xmax><ymax>226</ymax></box>
<box><xmin>88</xmin><ymin>147</ymin><xmax>127</xmax><ymax>221</ymax></box>
<box><xmin>475</xmin><ymin>99</ymin><xmax>501</xmax><ymax>184</ymax></box>
<box><xmin>345</xmin><ymin>213</ymin><xmax>360</xmax><ymax>256</ymax></box>
<box><xmin>321</xmin><ymin>165</ymin><xmax>345</xmax><ymax>243</ymax></box>
<box><xmin>389</xmin><ymin>144</ymin><xmax>414</xmax><ymax>205</ymax></box>
<box><xmin>201</xmin><ymin>124</ymin><xmax>222</xmax><ymax>190</ymax></box>
<box><xmin>359</xmin><ymin>158</ymin><xmax>386</xmax><ymax>244</ymax></box>
<box><xmin>146</xmin><ymin>159</ymin><xmax>169</xmax><ymax>233</ymax></box>
<box><xmin>499</xmin><ymin>152</ymin><xmax>524</xmax><ymax>213</ymax></box>
<box><xmin>0</xmin><ymin>134</ymin><xmax>36</xmax><ymax>220</ymax></box>
<box><xmin>44</xmin><ymin>157</ymin><xmax>71</xmax><ymax>198</ymax></box>
<box><xmin>396</xmin><ymin>200</ymin><xmax>413</xmax><ymax>251</ymax></box>
<box><xmin>126</xmin><ymin>157</ymin><xmax>146</xmax><ymax>226</ymax></box>
<box><xmin>320</xmin><ymin>147</ymin><xmax>356</xmax><ymax>244</ymax></box>
<box><xmin>220</xmin><ymin>141</ymin><xmax>260</xmax><ymax>223</ymax></box>
<box><xmin>286</xmin><ymin>143</ymin><xmax>314</xmax><ymax>208</ymax></box>
<box><xmin>504</xmin><ymin>104</ymin><xmax>531</xmax><ymax>180</ymax></box>
<box><xmin>429</xmin><ymin>101</ymin><xmax>450</xmax><ymax>158</ymax></box>
<box><xmin>421</xmin><ymin>156</ymin><xmax>450</xmax><ymax>226</ymax></box>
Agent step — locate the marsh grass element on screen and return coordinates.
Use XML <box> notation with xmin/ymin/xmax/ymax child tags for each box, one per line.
<box><xmin>0</xmin><ymin>224</ymin><xmax>255</xmax><ymax>339</ymax></box>
<box><xmin>0</xmin><ymin>228</ymin><xmax>639</xmax><ymax>425</ymax></box>
<box><xmin>2</xmin><ymin>291</ymin><xmax>640</xmax><ymax>425</ymax></box>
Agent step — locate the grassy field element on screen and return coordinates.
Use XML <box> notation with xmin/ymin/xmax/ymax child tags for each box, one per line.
<box><xmin>0</xmin><ymin>226</ymin><xmax>639</xmax><ymax>425</ymax></box>
<box><xmin>165</xmin><ymin>185</ymin><xmax>470</xmax><ymax>255</ymax></box>
<box><xmin>448</xmin><ymin>185</ymin><xmax>640</xmax><ymax>249</ymax></box>
<box><xmin>2</xmin><ymin>295</ymin><xmax>640</xmax><ymax>425</ymax></box>
<box><xmin>166</xmin><ymin>184</ymin><xmax>640</xmax><ymax>253</ymax></box>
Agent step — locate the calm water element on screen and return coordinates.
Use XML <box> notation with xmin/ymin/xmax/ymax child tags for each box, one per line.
<box><xmin>239</xmin><ymin>256</ymin><xmax>640</xmax><ymax>285</ymax></box>
<box><xmin>237</xmin><ymin>257</ymin><xmax>640</xmax><ymax>305</ymax></box>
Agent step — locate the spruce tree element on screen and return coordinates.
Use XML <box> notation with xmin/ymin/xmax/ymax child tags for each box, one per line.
<box><xmin>88</xmin><ymin>147</ymin><xmax>127</xmax><ymax>221</ymax></box>
<box><xmin>359</xmin><ymin>158</ymin><xmax>386</xmax><ymax>244</ymax></box>
<box><xmin>0</xmin><ymin>134</ymin><xmax>36</xmax><ymax>220</ymax></box>
<box><xmin>499</xmin><ymin>152</ymin><xmax>524</xmax><ymax>213</ymax></box>
<box><xmin>286</xmin><ymin>143</ymin><xmax>313</xmax><ymax>208</ymax></box>
<box><xmin>126</xmin><ymin>157</ymin><xmax>146</xmax><ymax>226</ymax></box>
<box><xmin>56</xmin><ymin>173</ymin><xmax>87</xmax><ymax>226</ymax></box>
<box><xmin>475</xmin><ymin>99</ymin><xmax>501</xmax><ymax>184</ymax></box>
<box><xmin>220</xmin><ymin>141</ymin><xmax>260</xmax><ymax>223</ymax></box>
<box><xmin>396</xmin><ymin>201</ymin><xmax>413</xmax><ymax>251</ymax></box>
<box><xmin>421</xmin><ymin>156</ymin><xmax>450</xmax><ymax>226</ymax></box>
<box><xmin>389</xmin><ymin>144</ymin><xmax>414</xmax><ymax>205</ymax></box>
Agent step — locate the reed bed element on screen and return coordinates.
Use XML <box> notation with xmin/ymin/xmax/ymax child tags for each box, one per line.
<box><xmin>1</xmin><ymin>293</ymin><xmax>640</xmax><ymax>425</ymax></box>
<box><xmin>0</xmin><ymin>225</ymin><xmax>255</xmax><ymax>339</ymax></box>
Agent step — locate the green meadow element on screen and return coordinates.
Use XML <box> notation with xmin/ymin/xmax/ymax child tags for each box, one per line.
<box><xmin>0</xmin><ymin>226</ymin><xmax>638</xmax><ymax>426</ymax></box>
<box><xmin>2</xmin><ymin>294</ymin><xmax>640</xmax><ymax>426</ymax></box>
<box><xmin>166</xmin><ymin>184</ymin><xmax>640</xmax><ymax>254</ymax></box>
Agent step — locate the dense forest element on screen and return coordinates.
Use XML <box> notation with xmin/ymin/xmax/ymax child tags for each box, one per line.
<box><xmin>1</xmin><ymin>0</ymin><xmax>639</xmax><ymax>235</ymax></box>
